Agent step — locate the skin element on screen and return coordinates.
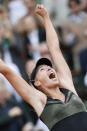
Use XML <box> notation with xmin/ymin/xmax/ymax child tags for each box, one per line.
<box><xmin>24</xmin><ymin>16</ymin><xmax>37</xmax><ymax>32</ymax></box>
<box><xmin>0</xmin><ymin>5</ymin><xmax>77</xmax><ymax>117</ymax></box>
<box><xmin>69</xmin><ymin>1</ymin><xmax>80</xmax><ymax>15</ymax></box>
<box><xmin>24</xmin><ymin>0</ymin><xmax>34</xmax><ymax>13</ymax></box>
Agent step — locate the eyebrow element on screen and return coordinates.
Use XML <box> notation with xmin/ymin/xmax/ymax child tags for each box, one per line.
<box><xmin>37</xmin><ymin>65</ymin><xmax>46</xmax><ymax>71</ymax></box>
<box><xmin>37</xmin><ymin>65</ymin><xmax>53</xmax><ymax>72</ymax></box>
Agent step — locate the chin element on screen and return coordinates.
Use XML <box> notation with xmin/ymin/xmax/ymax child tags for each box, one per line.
<box><xmin>52</xmin><ymin>79</ymin><xmax>59</xmax><ymax>85</ymax></box>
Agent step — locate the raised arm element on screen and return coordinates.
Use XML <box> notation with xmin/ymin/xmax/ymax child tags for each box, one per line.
<box><xmin>35</xmin><ymin>5</ymin><xmax>77</xmax><ymax>94</ymax></box>
<box><xmin>0</xmin><ymin>59</ymin><xmax>46</xmax><ymax>116</ymax></box>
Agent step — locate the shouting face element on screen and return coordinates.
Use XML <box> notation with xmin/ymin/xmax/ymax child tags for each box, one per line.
<box><xmin>34</xmin><ymin>65</ymin><xmax>59</xmax><ymax>90</ymax></box>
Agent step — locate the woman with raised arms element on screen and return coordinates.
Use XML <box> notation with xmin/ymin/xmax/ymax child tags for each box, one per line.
<box><xmin>0</xmin><ymin>5</ymin><xmax>87</xmax><ymax>131</ymax></box>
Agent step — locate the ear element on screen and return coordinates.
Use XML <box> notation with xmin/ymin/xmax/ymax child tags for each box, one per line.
<box><xmin>34</xmin><ymin>80</ymin><xmax>41</xmax><ymax>87</ymax></box>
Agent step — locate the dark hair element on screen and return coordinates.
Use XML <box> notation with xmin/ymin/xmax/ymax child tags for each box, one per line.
<box><xmin>68</xmin><ymin>0</ymin><xmax>81</xmax><ymax>8</ymax></box>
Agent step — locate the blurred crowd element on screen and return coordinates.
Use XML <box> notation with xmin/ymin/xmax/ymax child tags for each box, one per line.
<box><xmin>0</xmin><ymin>0</ymin><xmax>87</xmax><ymax>130</ymax></box>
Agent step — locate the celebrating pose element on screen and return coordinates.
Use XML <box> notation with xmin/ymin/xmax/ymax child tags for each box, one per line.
<box><xmin>0</xmin><ymin>5</ymin><xmax>87</xmax><ymax>131</ymax></box>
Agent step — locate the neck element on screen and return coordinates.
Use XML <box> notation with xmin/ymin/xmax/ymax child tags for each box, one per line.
<box><xmin>43</xmin><ymin>87</ymin><xmax>65</xmax><ymax>101</ymax></box>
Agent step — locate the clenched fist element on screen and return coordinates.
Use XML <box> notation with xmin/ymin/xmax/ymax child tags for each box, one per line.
<box><xmin>35</xmin><ymin>4</ymin><xmax>48</xmax><ymax>18</ymax></box>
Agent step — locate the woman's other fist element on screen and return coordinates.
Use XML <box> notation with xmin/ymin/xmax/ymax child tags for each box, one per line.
<box><xmin>35</xmin><ymin>4</ymin><xmax>48</xmax><ymax>18</ymax></box>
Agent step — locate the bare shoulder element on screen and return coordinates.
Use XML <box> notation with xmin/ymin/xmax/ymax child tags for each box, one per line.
<box><xmin>31</xmin><ymin>88</ymin><xmax>47</xmax><ymax>116</ymax></box>
<box><xmin>40</xmin><ymin>91</ymin><xmax>47</xmax><ymax>105</ymax></box>
<box><xmin>34</xmin><ymin>88</ymin><xmax>47</xmax><ymax>103</ymax></box>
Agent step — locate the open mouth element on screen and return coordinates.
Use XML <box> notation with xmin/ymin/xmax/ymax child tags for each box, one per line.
<box><xmin>49</xmin><ymin>72</ymin><xmax>56</xmax><ymax>79</ymax></box>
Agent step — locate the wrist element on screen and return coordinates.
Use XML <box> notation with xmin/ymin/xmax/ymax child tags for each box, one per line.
<box><xmin>43</xmin><ymin>13</ymin><xmax>49</xmax><ymax>20</ymax></box>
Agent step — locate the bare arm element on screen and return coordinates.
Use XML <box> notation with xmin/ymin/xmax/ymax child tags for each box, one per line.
<box><xmin>35</xmin><ymin>5</ymin><xmax>77</xmax><ymax>95</ymax></box>
<box><xmin>0</xmin><ymin>59</ymin><xmax>46</xmax><ymax>116</ymax></box>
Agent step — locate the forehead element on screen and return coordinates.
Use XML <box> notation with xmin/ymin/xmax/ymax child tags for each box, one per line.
<box><xmin>38</xmin><ymin>64</ymin><xmax>51</xmax><ymax>70</ymax></box>
<box><xmin>35</xmin><ymin>64</ymin><xmax>51</xmax><ymax>74</ymax></box>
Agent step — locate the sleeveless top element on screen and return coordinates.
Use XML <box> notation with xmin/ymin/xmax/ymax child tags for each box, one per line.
<box><xmin>40</xmin><ymin>88</ymin><xmax>87</xmax><ymax>130</ymax></box>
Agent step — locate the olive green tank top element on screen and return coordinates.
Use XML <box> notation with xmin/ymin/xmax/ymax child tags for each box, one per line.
<box><xmin>40</xmin><ymin>88</ymin><xmax>86</xmax><ymax>130</ymax></box>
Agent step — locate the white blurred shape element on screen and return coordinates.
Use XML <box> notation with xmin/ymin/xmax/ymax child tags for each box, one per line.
<box><xmin>8</xmin><ymin>0</ymin><xmax>28</xmax><ymax>25</ymax></box>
